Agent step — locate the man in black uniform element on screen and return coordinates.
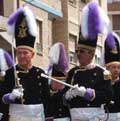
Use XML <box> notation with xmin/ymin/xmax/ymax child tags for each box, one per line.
<box><xmin>64</xmin><ymin>36</ymin><xmax>113</xmax><ymax>121</ymax></box>
<box><xmin>0</xmin><ymin>6</ymin><xmax>52</xmax><ymax>121</ymax></box>
<box><xmin>104</xmin><ymin>32</ymin><xmax>120</xmax><ymax>120</ymax></box>
<box><xmin>63</xmin><ymin>2</ymin><xmax>113</xmax><ymax>121</ymax></box>
<box><xmin>48</xmin><ymin>42</ymin><xmax>70</xmax><ymax>121</ymax></box>
<box><xmin>0</xmin><ymin>48</ymin><xmax>14</xmax><ymax>121</ymax></box>
<box><xmin>51</xmin><ymin>65</ymin><xmax>70</xmax><ymax>121</ymax></box>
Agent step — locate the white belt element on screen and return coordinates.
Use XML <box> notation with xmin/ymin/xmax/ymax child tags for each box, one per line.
<box><xmin>70</xmin><ymin>107</ymin><xmax>105</xmax><ymax>121</ymax></box>
<box><xmin>54</xmin><ymin>117</ymin><xmax>70</xmax><ymax>121</ymax></box>
<box><xmin>9</xmin><ymin>104</ymin><xmax>45</xmax><ymax>118</ymax></box>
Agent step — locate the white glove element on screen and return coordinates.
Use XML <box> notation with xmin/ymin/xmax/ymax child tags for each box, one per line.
<box><xmin>65</xmin><ymin>84</ymin><xmax>86</xmax><ymax>100</ymax></box>
<box><xmin>9</xmin><ymin>88</ymin><xmax>24</xmax><ymax>101</ymax></box>
<box><xmin>65</xmin><ymin>88</ymin><xmax>75</xmax><ymax>100</ymax></box>
<box><xmin>73</xmin><ymin>85</ymin><xmax>86</xmax><ymax>97</ymax></box>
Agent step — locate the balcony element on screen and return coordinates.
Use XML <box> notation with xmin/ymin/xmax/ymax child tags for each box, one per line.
<box><xmin>24</xmin><ymin>0</ymin><xmax>63</xmax><ymax>18</ymax></box>
<box><xmin>48</xmin><ymin>0</ymin><xmax>62</xmax><ymax>12</ymax></box>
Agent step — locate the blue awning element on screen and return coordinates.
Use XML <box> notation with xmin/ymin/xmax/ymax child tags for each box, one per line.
<box><xmin>24</xmin><ymin>0</ymin><xmax>63</xmax><ymax>17</ymax></box>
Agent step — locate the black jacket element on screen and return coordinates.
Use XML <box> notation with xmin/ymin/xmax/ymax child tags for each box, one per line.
<box><xmin>51</xmin><ymin>90</ymin><xmax>70</xmax><ymax>119</ymax></box>
<box><xmin>64</xmin><ymin>65</ymin><xmax>113</xmax><ymax>108</ymax></box>
<box><xmin>107</xmin><ymin>80</ymin><xmax>120</xmax><ymax>113</ymax></box>
<box><xmin>0</xmin><ymin>65</ymin><xmax>52</xmax><ymax>119</ymax></box>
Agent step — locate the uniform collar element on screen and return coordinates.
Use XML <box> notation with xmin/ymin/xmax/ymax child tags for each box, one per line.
<box><xmin>79</xmin><ymin>63</ymin><xmax>96</xmax><ymax>70</ymax></box>
<box><xmin>17</xmin><ymin>64</ymin><xmax>33</xmax><ymax>71</ymax></box>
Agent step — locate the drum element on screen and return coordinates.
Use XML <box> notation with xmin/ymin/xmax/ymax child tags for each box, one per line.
<box><xmin>9</xmin><ymin>104</ymin><xmax>45</xmax><ymax>121</ymax></box>
<box><xmin>53</xmin><ymin>117</ymin><xmax>70</xmax><ymax>121</ymax></box>
<box><xmin>70</xmin><ymin>107</ymin><xmax>106</xmax><ymax>121</ymax></box>
<box><xmin>107</xmin><ymin>113</ymin><xmax>120</xmax><ymax>121</ymax></box>
<box><xmin>0</xmin><ymin>113</ymin><xmax>3</xmax><ymax>120</ymax></box>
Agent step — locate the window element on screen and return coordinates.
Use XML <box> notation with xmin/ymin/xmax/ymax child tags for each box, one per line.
<box><xmin>0</xmin><ymin>0</ymin><xmax>4</xmax><ymax>15</ymax></box>
<box><xmin>69</xmin><ymin>51</ymin><xmax>76</xmax><ymax>64</ymax></box>
<box><xmin>69</xmin><ymin>34</ymin><xmax>77</xmax><ymax>64</ymax></box>
<box><xmin>113</xmin><ymin>15</ymin><xmax>120</xmax><ymax>30</ymax></box>
<box><xmin>96</xmin><ymin>0</ymin><xmax>101</xmax><ymax>4</ymax></box>
<box><xmin>94</xmin><ymin>46</ymin><xmax>103</xmax><ymax>65</ymax></box>
<box><xmin>113</xmin><ymin>0</ymin><xmax>120</xmax><ymax>2</ymax></box>
<box><xmin>69</xmin><ymin>0</ymin><xmax>76</xmax><ymax>6</ymax></box>
<box><xmin>94</xmin><ymin>55</ymin><xmax>101</xmax><ymax>64</ymax></box>
<box><xmin>36</xmin><ymin>20</ymin><xmax>43</xmax><ymax>55</ymax></box>
<box><xmin>81</xmin><ymin>0</ymin><xmax>86</xmax><ymax>3</ymax></box>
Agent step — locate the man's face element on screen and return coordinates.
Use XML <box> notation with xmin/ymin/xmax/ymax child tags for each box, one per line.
<box><xmin>16</xmin><ymin>48</ymin><xmax>34</xmax><ymax>67</ymax></box>
<box><xmin>75</xmin><ymin>47</ymin><xmax>95</xmax><ymax>66</ymax></box>
<box><xmin>107</xmin><ymin>64</ymin><xmax>120</xmax><ymax>79</ymax></box>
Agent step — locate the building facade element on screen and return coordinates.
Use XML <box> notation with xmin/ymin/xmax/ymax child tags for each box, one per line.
<box><xmin>0</xmin><ymin>0</ymin><xmax>108</xmax><ymax>70</ymax></box>
<box><xmin>108</xmin><ymin>0</ymin><xmax>120</xmax><ymax>36</ymax></box>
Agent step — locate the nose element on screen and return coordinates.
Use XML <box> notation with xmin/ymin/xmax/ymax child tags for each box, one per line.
<box><xmin>19</xmin><ymin>52</ymin><xmax>25</xmax><ymax>58</ymax></box>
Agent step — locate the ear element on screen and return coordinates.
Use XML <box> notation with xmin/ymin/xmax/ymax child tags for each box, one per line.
<box><xmin>31</xmin><ymin>51</ymin><xmax>35</xmax><ymax>58</ymax></box>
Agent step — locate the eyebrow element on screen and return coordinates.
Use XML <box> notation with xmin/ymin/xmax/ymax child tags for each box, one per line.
<box><xmin>76</xmin><ymin>49</ymin><xmax>94</xmax><ymax>53</ymax></box>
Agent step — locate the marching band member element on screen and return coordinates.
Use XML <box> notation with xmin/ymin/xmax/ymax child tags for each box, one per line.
<box><xmin>0</xmin><ymin>48</ymin><xmax>14</xmax><ymax>121</ymax></box>
<box><xmin>104</xmin><ymin>32</ymin><xmax>120</xmax><ymax>120</ymax></box>
<box><xmin>63</xmin><ymin>2</ymin><xmax>113</xmax><ymax>121</ymax></box>
<box><xmin>64</xmin><ymin>36</ymin><xmax>113</xmax><ymax>121</ymax></box>
<box><xmin>0</xmin><ymin>6</ymin><xmax>52</xmax><ymax>121</ymax></box>
<box><xmin>48</xmin><ymin>42</ymin><xmax>70</xmax><ymax>121</ymax></box>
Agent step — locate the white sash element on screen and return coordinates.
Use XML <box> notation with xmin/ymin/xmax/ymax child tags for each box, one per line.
<box><xmin>9</xmin><ymin>104</ymin><xmax>45</xmax><ymax>121</ymax></box>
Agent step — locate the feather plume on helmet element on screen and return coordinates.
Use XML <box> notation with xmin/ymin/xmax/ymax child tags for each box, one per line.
<box><xmin>48</xmin><ymin>42</ymin><xmax>68</xmax><ymax>81</ymax></box>
<box><xmin>0</xmin><ymin>48</ymin><xmax>14</xmax><ymax>78</ymax></box>
<box><xmin>79</xmin><ymin>2</ymin><xmax>110</xmax><ymax>51</ymax></box>
<box><xmin>104</xmin><ymin>32</ymin><xmax>120</xmax><ymax>67</ymax></box>
<box><xmin>81</xmin><ymin>2</ymin><xmax>110</xmax><ymax>40</ymax></box>
<box><xmin>7</xmin><ymin>6</ymin><xmax>37</xmax><ymax>51</ymax></box>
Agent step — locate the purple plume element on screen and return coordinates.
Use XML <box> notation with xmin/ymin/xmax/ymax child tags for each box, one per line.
<box><xmin>106</xmin><ymin>32</ymin><xmax>115</xmax><ymax>49</ymax></box>
<box><xmin>48</xmin><ymin>64</ymin><xmax>53</xmax><ymax>73</ymax></box>
<box><xmin>88</xmin><ymin>2</ymin><xmax>102</xmax><ymax>40</ymax></box>
<box><xmin>57</xmin><ymin>43</ymin><xmax>68</xmax><ymax>73</ymax></box>
<box><xmin>4</xmin><ymin>50</ymin><xmax>14</xmax><ymax>67</ymax></box>
<box><xmin>7</xmin><ymin>7</ymin><xmax>23</xmax><ymax>25</ymax></box>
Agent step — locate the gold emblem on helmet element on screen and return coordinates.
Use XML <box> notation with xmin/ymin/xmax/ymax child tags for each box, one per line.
<box><xmin>18</xmin><ymin>19</ymin><xmax>27</xmax><ymax>38</ymax></box>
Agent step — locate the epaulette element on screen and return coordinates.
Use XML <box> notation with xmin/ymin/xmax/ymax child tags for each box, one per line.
<box><xmin>0</xmin><ymin>76</ymin><xmax>4</xmax><ymax>81</ymax></box>
<box><xmin>95</xmin><ymin>64</ymin><xmax>112</xmax><ymax>80</ymax></box>
<box><xmin>103</xmin><ymin>69</ymin><xmax>112</xmax><ymax>80</ymax></box>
